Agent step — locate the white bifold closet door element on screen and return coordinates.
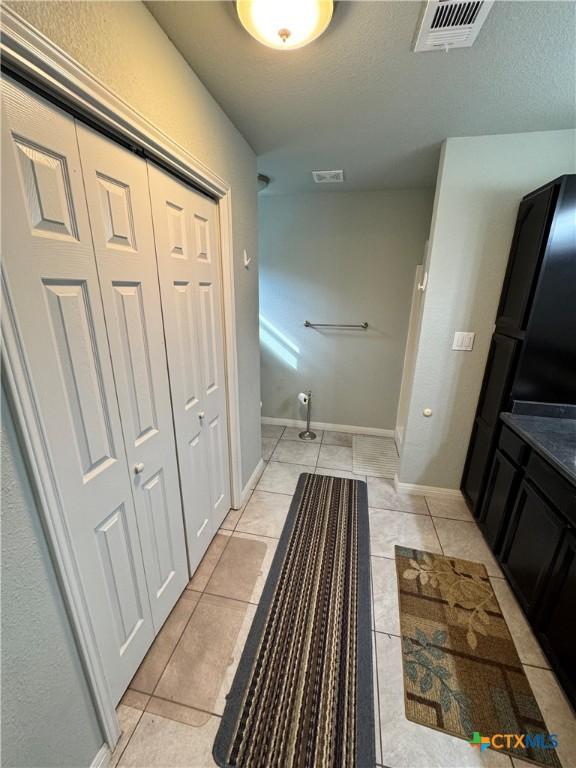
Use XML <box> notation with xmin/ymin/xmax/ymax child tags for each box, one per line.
<box><xmin>75</xmin><ymin>124</ymin><xmax>188</xmax><ymax>631</ymax></box>
<box><xmin>148</xmin><ymin>164</ymin><xmax>231</xmax><ymax>574</ymax></box>
<box><xmin>1</xmin><ymin>80</ymin><xmax>155</xmax><ymax>702</ymax></box>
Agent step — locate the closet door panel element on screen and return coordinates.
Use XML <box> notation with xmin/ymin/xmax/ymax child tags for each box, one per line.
<box><xmin>173</xmin><ymin>279</ymin><xmax>202</xmax><ymax>410</ymax></box>
<box><xmin>1</xmin><ymin>79</ymin><xmax>153</xmax><ymax>703</ymax></box>
<box><xmin>192</xmin><ymin>194</ymin><xmax>231</xmax><ymax>527</ymax></box>
<box><xmin>147</xmin><ymin>164</ymin><xmax>224</xmax><ymax>573</ymax></box>
<box><xmin>76</xmin><ymin>125</ymin><xmax>188</xmax><ymax>629</ymax></box>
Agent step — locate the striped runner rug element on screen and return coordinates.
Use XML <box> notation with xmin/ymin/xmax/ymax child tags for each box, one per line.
<box><xmin>213</xmin><ymin>473</ymin><xmax>374</xmax><ymax>768</ymax></box>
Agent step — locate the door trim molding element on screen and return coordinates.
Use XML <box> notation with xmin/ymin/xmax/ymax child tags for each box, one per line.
<box><xmin>1</xmin><ymin>5</ymin><xmax>244</xmax><ymax>748</ymax></box>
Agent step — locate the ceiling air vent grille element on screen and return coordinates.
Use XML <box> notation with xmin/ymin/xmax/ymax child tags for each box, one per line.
<box><xmin>312</xmin><ymin>170</ymin><xmax>344</xmax><ymax>184</ymax></box>
<box><xmin>414</xmin><ymin>0</ymin><xmax>494</xmax><ymax>52</ymax></box>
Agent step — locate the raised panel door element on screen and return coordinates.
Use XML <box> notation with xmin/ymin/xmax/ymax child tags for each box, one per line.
<box><xmin>190</xmin><ymin>193</ymin><xmax>231</xmax><ymax>527</ymax></box>
<box><xmin>496</xmin><ymin>187</ymin><xmax>555</xmax><ymax>334</ymax></box>
<box><xmin>1</xmin><ymin>78</ymin><xmax>153</xmax><ymax>703</ymax></box>
<box><xmin>76</xmin><ymin>124</ymin><xmax>189</xmax><ymax>630</ymax></box>
<box><xmin>500</xmin><ymin>480</ymin><xmax>564</xmax><ymax>614</ymax></box>
<box><xmin>147</xmin><ymin>164</ymin><xmax>217</xmax><ymax>574</ymax></box>
<box><xmin>478</xmin><ymin>449</ymin><xmax>520</xmax><ymax>554</ymax></box>
<box><xmin>476</xmin><ymin>334</ymin><xmax>519</xmax><ymax>429</ymax></box>
<box><xmin>536</xmin><ymin>531</ymin><xmax>576</xmax><ymax>708</ymax></box>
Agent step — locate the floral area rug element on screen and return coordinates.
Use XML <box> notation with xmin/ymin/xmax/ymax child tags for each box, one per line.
<box><xmin>395</xmin><ymin>546</ymin><xmax>560</xmax><ymax>767</ymax></box>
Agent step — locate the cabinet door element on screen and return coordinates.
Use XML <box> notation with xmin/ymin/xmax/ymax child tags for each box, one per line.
<box><xmin>476</xmin><ymin>334</ymin><xmax>519</xmax><ymax>429</ymax></box>
<box><xmin>1</xmin><ymin>78</ymin><xmax>154</xmax><ymax>703</ymax></box>
<box><xmin>513</xmin><ymin>177</ymin><xmax>576</xmax><ymax>405</ymax></box>
<box><xmin>461</xmin><ymin>420</ymin><xmax>494</xmax><ymax>513</ymax></box>
<box><xmin>537</xmin><ymin>530</ymin><xmax>576</xmax><ymax>709</ymax></box>
<box><xmin>479</xmin><ymin>450</ymin><xmax>520</xmax><ymax>554</ymax></box>
<box><xmin>501</xmin><ymin>480</ymin><xmax>564</xmax><ymax>614</ymax></box>
<box><xmin>76</xmin><ymin>124</ymin><xmax>189</xmax><ymax>631</ymax></box>
<box><xmin>496</xmin><ymin>187</ymin><xmax>556</xmax><ymax>334</ymax></box>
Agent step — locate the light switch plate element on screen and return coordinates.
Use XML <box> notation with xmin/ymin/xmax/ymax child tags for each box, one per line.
<box><xmin>452</xmin><ymin>331</ymin><xmax>475</xmax><ymax>351</ymax></box>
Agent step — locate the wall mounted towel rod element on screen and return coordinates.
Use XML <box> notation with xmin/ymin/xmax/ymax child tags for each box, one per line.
<box><xmin>304</xmin><ymin>321</ymin><xmax>368</xmax><ymax>329</ymax></box>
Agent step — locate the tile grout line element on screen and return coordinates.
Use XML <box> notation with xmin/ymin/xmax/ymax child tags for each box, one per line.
<box><xmin>374</xmin><ymin>629</ymin><xmax>401</xmax><ymax>639</ymax></box>
<box><xmin>200</xmin><ymin>589</ymin><xmax>261</xmax><ymax>608</ymax></box>
<box><xmin>136</xmin><ymin>592</ymin><xmax>203</xmax><ymax>702</ymax></box>
<box><xmin>111</xmin><ymin>706</ymin><xmax>145</xmax><ymax>767</ymax></box>
<box><xmin>370</xmin><ymin>567</ymin><xmax>384</xmax><ymax>765</ymax></box>
<box><xmin>231</xmin><ymin>529</ymin><xmax>282</xmax><ymax>542</ymax></box>
<box><xmin>523</xmin><ymin>661</ymin><xmax>554</xmax><ymax>672</ymax></box>
<box><xmin>144</xmin><ymin>691</ymin><xmax>224</xmax><ymax>722</ymax></box>
<box><xmin>428</xmin><ymin>513</ymin><xmax>445</xmax><ymax>556</ymax></box>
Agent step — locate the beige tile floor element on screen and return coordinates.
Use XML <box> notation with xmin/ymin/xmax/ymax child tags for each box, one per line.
<box><xmin>111</xmin><ymin>423</ymin><xmax>576</xmax><ymax>768</ymax></box>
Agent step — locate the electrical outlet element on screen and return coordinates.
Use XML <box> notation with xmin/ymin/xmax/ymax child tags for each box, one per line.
<box><xmin>452</xmin><ymin>331</ymin><xmax>475</xmax><ymax>351</ymax></box>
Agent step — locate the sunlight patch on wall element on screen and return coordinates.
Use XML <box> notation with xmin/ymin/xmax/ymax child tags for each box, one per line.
<box><xmin>259</xmin><ymin>314</ymin><xmax>299</xmax><ymax>370</ymax></box>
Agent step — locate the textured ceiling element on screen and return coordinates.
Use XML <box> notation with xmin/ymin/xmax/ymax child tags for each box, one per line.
<box><xmin>146</xmin><ymin>1</ymin><xmax>576</xmax><ymax>194</ymax></box>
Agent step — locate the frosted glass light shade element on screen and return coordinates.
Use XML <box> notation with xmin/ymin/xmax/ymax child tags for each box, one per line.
<box><xmin>237</xmin><ymin>0</ymin><xmax>334</xmax><ymax>51</ymax></box>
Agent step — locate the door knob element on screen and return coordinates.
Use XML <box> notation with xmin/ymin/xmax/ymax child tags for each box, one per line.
<box><xmin>134</xmin><ymin>462</ymin><xmax>145</xmax><ymax>474</ymax></box>
<box><xmin>198</xmin><ymin>411</ymin><xmax>205</xmax><ymax>422</ymax></box>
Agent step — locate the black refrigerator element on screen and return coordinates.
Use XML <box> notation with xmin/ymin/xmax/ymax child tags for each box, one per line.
<box><xmin>462</xmin><ymin>174</ymin><xmax>576</xmax><ymax>514</ymax></box>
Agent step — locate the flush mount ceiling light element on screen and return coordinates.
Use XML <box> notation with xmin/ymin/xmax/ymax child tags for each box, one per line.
<box><xmin>236</xmin><ymin>0</ymin><xmax>334</xmax><ymax>51</ymax></box>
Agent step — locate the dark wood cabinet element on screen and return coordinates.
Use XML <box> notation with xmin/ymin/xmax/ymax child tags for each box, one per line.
<box><xmin>461</xmin><ymin>420</ymin><xmax>494</xmax><ymax>514</ymax></box>
<box><xmin>513</xmin><ymin>178</ymin><xmax>576</xmax><ymax>405</ymax></box>
<box><xmin>477</xmin><ymin>335</ymin><xmax>520</xmax><ymax>428</ymax></box>
<box><xmin>536</xmin><ymin>530</ymin><xmax>576</xmax><ymax>706</ymax></box>
<box><xmin>479</xmin><ymin>449</ymin><xmax>520</xmax><ymax>554</ymax></box>
<box><xmin>479</xmin><ymin>418</ymin><xmax>576</xmax><ymax>708</ymax></box>
<box><xmin>500</xmin><ymin>480</ymin><xmax>564</xmax><ymax>615</ymax></box>
<box><xmin>496</xmin><ymin>186</ymin><xmax>556</xmax><ymax>335</ymax></box>
<box><xmin>461</xmin><ymin>174</ymin><xmax>576</xmax><ymax>706</ymax></box>
<box><xmin>462</xmin><ymin>176</ymin><xmax>574</xmax><ymax>514</ymax></box>
<box><xmin>462</xmin><ymin>335</ymin><xmax>521</xmax><ymax>514</ymax></box>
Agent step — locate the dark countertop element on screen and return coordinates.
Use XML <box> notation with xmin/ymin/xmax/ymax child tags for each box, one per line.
<box><xmin>501</xmin><ymin>412</ymin><xmax>576</xmax><ymax>486</ymax></box>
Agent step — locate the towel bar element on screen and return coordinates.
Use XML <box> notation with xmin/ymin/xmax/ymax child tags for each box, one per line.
<box><xmin>304</xmin><ymin>321</ymin><xmax>368</xmax><ymax>329</ymax></box>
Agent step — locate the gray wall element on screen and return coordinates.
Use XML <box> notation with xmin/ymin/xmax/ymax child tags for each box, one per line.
<box><xmin>399</xmin><ymin>129</ymin><xmax>576</xmax><ymax>489</ymax></box>
<box><xmin>8</xmin><ymin>0</ymin><xmax>261</xmax><ymax>487</ymax></box>
<box><xmin>1</xmin><ymin>387</ymin><xmax>103</xmax><ymax>767</ymax></box>
<box><xmin>259</xmin><ymin>190</ymin><xmax>433</xmax><ymax>430</ymax></box>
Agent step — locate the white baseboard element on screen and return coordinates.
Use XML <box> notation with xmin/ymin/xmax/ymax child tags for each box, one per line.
<box><xmin>261</xmin><ymin>416</ymin><xmax>394</xmax><ymax>438</ymax></box>
<box><xmin>393</xmin><ymin>473</ymin><xmax>464</xmax><ymax>498</ymax></box>
<box><xmin>237</xmin><ymin>458</ymin><xmax>265</xmax><ymax>507</ymax></box>
<box><xmin>91</xmin><ymin>745</ymin><xmax>111</xmax><ymax>768</ymax></box>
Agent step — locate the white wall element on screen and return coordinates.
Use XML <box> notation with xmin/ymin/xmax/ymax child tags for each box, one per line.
<box><xmin>399</xmin><ymin>129</ymin><xmax>576</xmax><ymax>490</ymax></box>
<box><xmin>1</xmin><ymin>388</ymin><xmax>104</xmax><ymax>767</ymax></box>
<box><xmin>8</xmin><ymin>0</ymin><xmax>261</xmax><ymax>486</ymax></box>
<box><xmin>395</xmin><ymin>261</ymin><xmax>426</xmax><ymax>446</ymax></box>
<box><xmin>259</xmin><ymin>190</ymin><xmax>433</xmax><ymax>430</ymax></box>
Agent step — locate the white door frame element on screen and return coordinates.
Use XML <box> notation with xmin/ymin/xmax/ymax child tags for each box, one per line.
<box><xmin>0</xmin><ymin>6</ymin><xmax>243</xmax><ymax>749</ymax></box>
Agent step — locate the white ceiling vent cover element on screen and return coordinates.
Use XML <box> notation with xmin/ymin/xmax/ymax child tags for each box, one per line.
<box><xmin>312</xmin><ymin>170</ymin><xmax>344</xmax><ymax>184</ymax></box>
<box><xmin>414</xmin><ymin>0</ymin><xmax>494</xmax><ymax>52</ymax></box>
